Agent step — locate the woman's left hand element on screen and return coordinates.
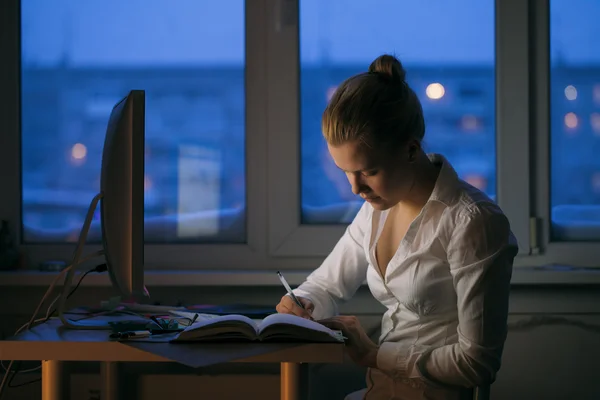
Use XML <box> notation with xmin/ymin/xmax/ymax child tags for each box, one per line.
<box><xmin>318</xmin><ymin>315</ymin><xmax>379</xmax><ymax>368</ymax></box>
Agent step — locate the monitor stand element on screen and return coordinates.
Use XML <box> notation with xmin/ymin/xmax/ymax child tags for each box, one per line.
<box><xmin>61</xmin><ymin>318</ymin><xmax>114</xmax><ymax>329</ymax></box>
<box><xmin>57</xmin><ymin>192</ymin><xmax>119</xmax><ymax>330</ymax></box>
<box><xmin>108</xmin><ymin>301</ymin><xmax>185</xmax><ymax>314</ymax></box>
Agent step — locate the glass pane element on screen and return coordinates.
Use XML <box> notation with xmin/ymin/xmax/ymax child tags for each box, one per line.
<box><xmin>550</xmin><ymin>1</ymin><xmax>600</xmax><ymax>241</ymax></box>
<box><xmin>21</xmin><ymin>0</ymin><xmax>245</xmax><ymax>243</ymax></box>
<box><xmin>300</xmin><ymin>0</ymin><xmax>496</xmax><ymax>224</ymax></box>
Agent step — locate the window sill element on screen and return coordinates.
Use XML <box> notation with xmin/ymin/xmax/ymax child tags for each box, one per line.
<box><xmin>0</xmin><ymin>266</ymin><xmax>599</xmax><ymax>287</ymax></box>
<box><xmin>0</xmin><ymin>269</ymin><xmax>297</xmax><ymax>287</ymax></box>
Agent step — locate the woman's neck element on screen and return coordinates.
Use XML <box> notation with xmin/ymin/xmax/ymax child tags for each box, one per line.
<box><xmin>398</xmin><ymin>152</ymin><xmax>440</xmax><ymax>214</ymax></box>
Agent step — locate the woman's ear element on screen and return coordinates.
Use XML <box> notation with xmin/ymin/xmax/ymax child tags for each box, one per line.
<box><xmin>407</xmin><ymin>140</ymin><xmax>421</xmax><ymax>163</ymax></box>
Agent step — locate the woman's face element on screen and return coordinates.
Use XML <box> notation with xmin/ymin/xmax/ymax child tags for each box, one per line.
<box><xmin>327</xmin><ymin>140</ymin><xmax>414</xmax><ymax>210</ymax></box>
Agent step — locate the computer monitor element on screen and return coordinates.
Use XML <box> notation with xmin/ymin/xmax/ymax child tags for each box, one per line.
<box><xmin>57</xmin><ymin>90</ymin><xmax>147</xmax><ymax>329</ymax></box>
<box><xmin>100</xmin><ymin>89</ymin><xmax>146</xmax><ymax>301</ymax></box>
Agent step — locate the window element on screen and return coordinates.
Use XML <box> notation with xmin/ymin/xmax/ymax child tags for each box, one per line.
<box><xmin>21</xmin><ymin>0</ymin><xmax>245</xmax><ymax>244</ymax></box>
<box><xmin>550</xmin><ymin>0</ymin><xmax>600</xmax><ymax>241</ymax></box>
<box><xmin>299</xmin><ymin>0</ymin><xmax>496</xmax><ymax>224</ymax></box>
<box><xmin>3</xmin><ymin>0</ymin><xmax>598</xmax><ymax>272</ymax></box>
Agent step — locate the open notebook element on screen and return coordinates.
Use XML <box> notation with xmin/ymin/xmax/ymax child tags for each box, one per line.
<box><xmin>168</xmin><ymin>312</ymin><xmax>345</xmax><ymax>343</ymax></box>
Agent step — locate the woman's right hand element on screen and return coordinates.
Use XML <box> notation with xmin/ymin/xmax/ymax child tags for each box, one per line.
<box><xmin>275</xmin><ymin>295</ymin><xmax>314</xmax><ymax>320</ymax></box>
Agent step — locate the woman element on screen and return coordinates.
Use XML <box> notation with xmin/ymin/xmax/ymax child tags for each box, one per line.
<box><xmin>275</xmin><ymin>54</ymin><xmax>518</xmax><ymax>399</ymax></box>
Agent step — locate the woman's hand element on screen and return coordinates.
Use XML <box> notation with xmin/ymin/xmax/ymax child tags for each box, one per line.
<box><xmin>318</xmin><ymin>315</ymin><xmax>379</xmax><ymax>368</ymax></box>
<box><xmin>275</xmin><ymin>295</ymin><xmax>314</xmax><ymax>320</ymax></box>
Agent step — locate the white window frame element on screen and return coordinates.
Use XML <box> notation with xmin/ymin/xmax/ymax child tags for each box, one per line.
<box><xmin>0</xmin><ymin>0</ymin><xmax>327</xmax><ymax>271</ymax></box>
<box><xmin>268</xmin><ymin>0</ymin><xmax>535</xmax><ymax>259</ymax></box>
<box><xmin>267</xmin><ymin>0</ymin><xmax>600</xmax><ymax>268</ymax></box>
<box><xmin>495</xmin><ymin>0</ymin><xmax>532</xmax><ymax>258</ymax></box>
<box><xmin>2</xmin><ymin>0</ymin><xmax>598</xmax><ymax>273</ymax></box>
<box><xmin>526</xmin><ymin>0</ymin><xmax>600</xmax><ymax>267</ymax></box>
<box><xmin>265</xmin><ymin>0</ymin><xmax>347</xmax><ymax>257</ymax></box>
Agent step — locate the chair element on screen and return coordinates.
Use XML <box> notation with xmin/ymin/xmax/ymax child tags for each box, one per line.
<box><xmin>472</xmin><ymin>385</ymin><xmax>491</xmax><ymax>400</ymax></box>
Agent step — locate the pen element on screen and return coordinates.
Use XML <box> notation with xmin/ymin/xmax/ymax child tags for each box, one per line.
<box><xmin>109</xmin><ymin>330</ymin><xmax>151</xmax><ymax>339</ymax></box>
<box><xmin>277</xmin><ymin>271</ymin><xmax>305</xmax><ymax>310</ymax></box>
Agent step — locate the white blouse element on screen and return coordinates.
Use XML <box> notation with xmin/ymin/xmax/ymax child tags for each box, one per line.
<box><xmin>293</xmin><ymin>154</ymin><xmax>518</xmax><ymax>391</ymax></box>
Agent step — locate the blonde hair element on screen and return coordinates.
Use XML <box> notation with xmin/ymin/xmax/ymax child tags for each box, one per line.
<box><xmin>322</xmin><ymin>54</ymin><xmax>425</xmax><ymax>150</ymax></box>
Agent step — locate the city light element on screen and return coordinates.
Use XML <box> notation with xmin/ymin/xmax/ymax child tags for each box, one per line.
<box><xmin>461</xmin><ymin>115</ymin><xmax>480</xmax><ymax>131</ymax></box>
<box><xmin>564</xmin><ymin>112</ymin><xmax>578</xmax><ymax>130</ymax></box>
<box><xmin>71</xmin><ymin>143</ymin><xmax>87</xmax><ymax>159</ymax></box>
<box><xmin>70</xmin><ymin>143</ymin><xmax>87</xmax><ymax>165</ymax></box>
<box><xmin>591</xmin><ymin>113</ymin><xmax>600</xmax><ymax>135</ymax></box>
<box><xmin>592</xmin><ymin>172</ymin><xmax>600</xmax><ymax>194</ymax></box>
<box><xmin>564</xmin><ymin>85</ymin><xmax>577</xmax><ymax>101</ymax></box>
<box><xmin>426</xmin><ymin>83</ymin><xmax>445</xmax><ymax>100</ymax></box>
<box><xmin>594</xmin><ymin>84</ymin><xmax>600</xmax><ymax>105</ymax></box>
<box><xmin>464</xmin><ymin>174</ymin><xmax>487</xmax><ymax>191</ymax></box>
<box><xmin>144</xmin><ymin>175</ymin><xmax>153</xmax><ymax>191</ymax></box>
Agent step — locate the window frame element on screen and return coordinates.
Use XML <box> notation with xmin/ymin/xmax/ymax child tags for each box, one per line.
<box><xmin>268</xmin><ymin>0</ymin><xmax>535</xmax><ymax>259</ymax></box>
<box><xmin>527</xmin><ymin>0</ymin><xmax>600</xmax><ymax>267</ymax></box>
<box><xmin>0</xmin><ymin>0</ymin><xmax>21</xmax><ymax>263</ymax></box>
<box><xmin>2</xmin><ymin>0</ymin><xmax>599</xmax><ymax>272</ymax></box>
<box><xmin>265</xmin><ymin>0</ymin><xmax>347</xmax><ymax>257</ymax></box>
<box><xmin>495</xmin><ymin>0</ymin><xmax>532</xmax><ymax>257</ymax></box>
<box><xmin>1</xmin><ymin>0</ymin><xmax>325</xmax><ymax>271</ymax></box>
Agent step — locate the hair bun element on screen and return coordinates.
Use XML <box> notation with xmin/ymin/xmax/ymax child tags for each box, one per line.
<box><xmin>368</xmin><ymin>54</ymin><xmax>406</xmax><ymax>84</ymax></box>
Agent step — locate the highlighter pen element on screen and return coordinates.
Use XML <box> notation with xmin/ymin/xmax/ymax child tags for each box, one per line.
<box><xmin>276</xmin><ymin>271</ymin><xmax>305</xmax><ymax>310</ymax></box>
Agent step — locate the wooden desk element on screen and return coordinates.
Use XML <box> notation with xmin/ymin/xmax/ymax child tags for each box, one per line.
<box><xmin>0</xmin><ymin>318</ymin><xmax>345</xmax><ymax>400</ymax></box>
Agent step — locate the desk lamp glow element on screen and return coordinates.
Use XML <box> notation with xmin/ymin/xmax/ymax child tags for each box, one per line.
<box><xmin>57</xmin><ymin>90</ymin><xmax>147</xmax><ymax>329</ymax></box>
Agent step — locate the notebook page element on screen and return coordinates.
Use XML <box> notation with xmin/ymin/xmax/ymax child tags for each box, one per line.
<box><xmin>258</xmin><ymin>313</ymin><xmax>344</xmax><ymax>340</ymax></box>
<box><xmin>169</xmin><ymin>311</ymin><xmax>222</xmax><ymax>325</ymax></box>
<box><xmin>181</xmin><ymin>314</ymin><xmax>259</xmax><ymax>333</ymax></box>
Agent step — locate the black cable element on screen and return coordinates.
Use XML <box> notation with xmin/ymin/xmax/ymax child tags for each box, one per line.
<box><xmin>1</xmin><ymin>264</ymin><xmax>109</xmax><ymax>393</ymax></box>
<box><xmin>6</xmin><ymin>362</ymin><xmax>40</xmax><ymax>389</ymax></box>
<box><xmin>45</xmin><ymin>263</ymin><xmax>108</xmax><ymax>322</ymax></box>
<box><xmin>70</xmin><ymin>263</ymin><xmax>107</xmax><ymax>299</ymax></box>
<box><xmin>8</xmin><ymin>378</ymin><xmax>40</xmax><ymax>388</ymax></box>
